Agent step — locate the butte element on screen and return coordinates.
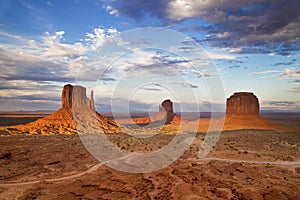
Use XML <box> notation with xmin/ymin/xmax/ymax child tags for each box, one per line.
<box><xmin>195</xmin><ymin>92</ymin><xmax>279</xmax><ymax>132</ymax></box>
<box><xmin>133</xmin><ymin>99</ymin><xmax>182</xmax><ymax>125</ymax></box>
<box><xmin>8</xmin><ymin>84</ymin><xmax>120</xmax><ymax>135</ymax></box>
<box><xmin>222</xmin><ymin>92</ymin><xmax>277</xmax><ymax>130</ymax></box>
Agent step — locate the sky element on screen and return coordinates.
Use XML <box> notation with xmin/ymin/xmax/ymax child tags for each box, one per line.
<box><xmin>0</xmin><ymin>0</ymin><xmax>299</xmax><ymax>112</ymax></box>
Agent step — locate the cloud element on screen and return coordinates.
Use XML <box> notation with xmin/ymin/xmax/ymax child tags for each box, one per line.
<box><xmin>102</xmin><ymin>0</ymin><xmax>169</xmax><ymax>21</ymax></box>
<box><xmin>191</xmin><ymin>69</ymin><xmax>217</xmax><ymax>78</ymax></box>
<box><xmin>41</xmin><ymin>31</ymin><xmax>86</xmax><ymax>59</ymax></box>
<box><xmin>291</xmin><ymin>79</ymin><xmax>300</xmax><ymax>83</ymax></box>
<box><xmin>142</xmin><ymin>87</ymin><xmax>162</xmax><ymax>91</ymax></box>
<box><xmin>287</xmin><ymin>87</ymin><xmax>300</xmax><ymax>93</ymax></box>
<box><xmin>250</xmin><ymin>70</ymin><xmax>282</xmax><ymax>75</ymax></box>
<box><xmin>118</xmin><ymin>50</ymin><xmax>190</xmax><ymax>76</ymax></box>
<box><xmin>2</xmin><ymin>94</ymin><xmax>61</xmax><ymax>102</ymax></box>
<box><xmin>169</xmin><ymin>81</ymin><xmax>198</xmax><ymax>88</ymax></box>
<box><xmin>104</xmin><ymin>0</ymin><xmax>300</xmax><ymax>56</ymax></box>
<box><xmin>261</xmin><ymin>100</ymin><xmax>300</xmax><ymax>110</ymax></box>
<box><xmin>0</xmin><ymin>31</ymin><xmax>24</xmax><ymax>40</ymax></box>
<box><xmin>0</xmin><ymin>27</ymin><xmax>129</xmax><ymax>85</ymax></box>
<box><xmin>0</xmin><ymin>47</ymin><xmax>74</xmax><ymax>82</ymax></box>
<box><xmin>207</xmin><ymin>51</ymin><xmax>236</xmax><ymax>60</ymax></box>
<box><xmin>84</xmin><ymin>27</ymin><xmax>124</xmax><ymax>50</ymax></box>
<box><xmin>0</xmin><ymin>27</ymin><xmax>129</xmax><ymax>110</ymax></box>
<box><xmin>272</xmin><ymin>62</ymin><xmax>295</xmax><ymax>66</ymax></box>
<box><xmin>103</xmin><ymin>5</ymin><xmax>119</xmax><ymax>16</ymax></box>
<box><xmin>99</xmin><ymin>77</ymin><xmax>117</xmax><ymax>82</ymax></box>
<box><xmin>0</xmin><ymin>85</ymin><xmax>61</xmax><ymax>111</ymax></box>
<box><xmin>278</xmin><ymin>69</ymin><xmax>300</xmax><ymax>77</ymax></box>
<box><xmin>0</xmin><ymin>80</ymin><xmax>60</xmax><ymax>91</ymax></box>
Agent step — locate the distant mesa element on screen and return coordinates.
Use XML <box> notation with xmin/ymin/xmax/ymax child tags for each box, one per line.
<box><xmin>226</xmin><ymin>92</ymin><xmax>259</xmax><ymax>116</ymax></box>
<box><xmin>194</xmin><ymin>92</ymin><xmax>279</xmax><ymax>132</ymax></box>
<box><xmin>222</xmin><ymin>92</ymin><xmax>277</xmax><ymax>131</ymax></box>
<box><xmin>132</xmin><ymin>99</ymin><xmax>182</xmax><ymax>125</ymax></box>
<box><xmin>8</xmin><ymin>84</ymin><xmax>120</xmax><ymax>135</ymax></box>
<box><xmin>153</xmin><ymin>99</ymin><xmax>175</xmax><ymax>124</ymax></box>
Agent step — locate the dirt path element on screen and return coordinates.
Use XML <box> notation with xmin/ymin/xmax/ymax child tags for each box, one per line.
<box><xmin>1</xmin><ymin>156</ymin><xmax>299</xmax><ymax>187</ymax></box>
<box><xmin>0</xmin><ymin>163</ymin><xmax>103</xmax><ymax>187</ymax></box>
<box><xmin>198</xmin><ymin>157</ymin><xmax>300</xmax><ymax>166</ymax></box>
<box><xmin>0</xmin><ymin>153</ymin><xmax>136</xmax><ymax>187</ymax></box>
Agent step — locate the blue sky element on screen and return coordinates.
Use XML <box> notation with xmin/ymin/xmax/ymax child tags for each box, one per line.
<box><xmin>0</xmin><ymin>0</ymin><xmax>299</xmax><ymax>112</ymax></box>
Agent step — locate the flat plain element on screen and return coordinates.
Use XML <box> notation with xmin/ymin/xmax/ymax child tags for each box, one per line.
<box><xmin>0</xmin><ymin>113</ymin><xmax>299</xmax><ymax>199</ymax></box>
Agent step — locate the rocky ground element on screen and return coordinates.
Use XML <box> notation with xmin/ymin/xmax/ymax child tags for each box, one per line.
<box><xmin>0</xmin><ymin>129</ymin><xmax>299</xmax><ymax>199</ymax></box>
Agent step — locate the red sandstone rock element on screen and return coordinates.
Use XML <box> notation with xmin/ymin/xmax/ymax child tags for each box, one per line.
<box><xmin>62</xmin><ymin>84</ymin><xmax>95</xmax><ymax>111</ymax></box>
<box><xmin>153</xmin><ymin>99</ymin><xmax>175</xmax><ymax>124</ymax></box>
<box><xmin>10</xmin><ymin>84</ymin><xmax>120</xmax><ymax>134</ymax></box>
<box><xmin>221</xmin><ymin>92</ymin><xmax>277</xmax><ymax>131</ymax></box>
<box><xmin>226</xmin><ymin>92</ymin><xmax>259</xmax><ymax>116</ymax></box>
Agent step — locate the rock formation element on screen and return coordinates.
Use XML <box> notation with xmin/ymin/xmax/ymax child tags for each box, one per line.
<box><xmin>226</xmin><ymin>92</ymin><xmax>259</xmax><ymax>115</ymax></box>
<box><xmin>154</xmin><ymin>99</ymin><xmax>174</xmax><ymax>124</ymax></box>
<box><xmin>195</xmin><ymin>92</ymin><xmax>278</xmax><ymax>132</ymax></box>
<box><xmin>132</xmin><ymin>99</ymin><xmax>183</xmax><ymax>125</ymax></box>
<box><xmin>9</xmin><ymin>84</ymin><xmax>120</xmax><ymax>135</ymax></box>
<box><xmin>62</xmin><ymin>84</ymin><xmax>95</xmax><ymax>111</ymax></box>
<box><xmin>152</xmin><ymin>99</ymin><xmax>183</xmax><ymax>125</ymax></box>
<box><xmin>222</xmin><ymin>92</ymin><xmax>276</xmax><ymax>130</ymax></box>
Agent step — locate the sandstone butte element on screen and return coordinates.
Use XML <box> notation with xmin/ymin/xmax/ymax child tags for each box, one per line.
<box><xmin>133</xmin><ymin>99</ymin><xmax>182</xmax><ymax>125</ymax></box>
<box><xmin>197</xmin><ymin>92</ymin><xmax>279</xmax><ymax>132</ymax></box>
<box><xmin>8</xmin><ymin>84</ymin><xmax>120</xmax><ymax>135</ymax></box>
<box><xmin>223</xmin><ymin>92</ymin><xmax>278</xmax><ymax>130</ymax></box>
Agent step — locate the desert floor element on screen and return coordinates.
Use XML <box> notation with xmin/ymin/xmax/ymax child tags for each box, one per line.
<box><xmin>0</xmin><ymin>126</ymin><xmax>299</xmax><ymax>199</ymax></box>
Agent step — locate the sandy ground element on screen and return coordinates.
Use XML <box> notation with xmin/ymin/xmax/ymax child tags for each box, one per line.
<box><xmin>0</xmin><ymin>129</ymin><xmax>299</xmax><ymax>199</ymax></box>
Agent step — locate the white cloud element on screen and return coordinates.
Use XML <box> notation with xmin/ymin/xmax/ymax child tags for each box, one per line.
<box><xmin>103</xmin><ymin>5</ymin><xmax>119</xmax><ymax>16</ymax></box>
<box><xmin>166</xmin><ymin>0</ymin><xmax>263</xmax><ymax>20</ymax></box>
<box><xmin>169</xmin><ymin>81</ymin><xmax>198</xmax><ymax>88</ymax></box>
<box><xmin>0</xmin><ymin>31</ymin><xmax>24</xmax><ymax>40</ymax></box>
<box><xmin>118</xmin><ymin>50</ymin><xmax>191</xmax><ymax>76</ymax></box>
<box><xmin>41</xmin><ymin>31</ymin><xmax>86</xmax><ymax>59</ymax></box>
<box><xmin>206</xmin><ymin>51</ymin><xmax>236</xmax><ymax>60</ymax></box>
<box><xmin>261</xmin><ymin>101</ymin><xmax>300</xmax><ymax>110</ymax></box>
<box><xmin>249</xmin><ymin>70</ymin><xmax>282</xmax><ymax>75</ymax></box>
<box><xmin>85</xmin><ymin>27</ymin><xmax>123</xmax><ymax>50</ymax></box>
<box><xmin>215</xmin><ymin>32</ymin><xmax>230</xmax><ymax>39</ymax></box>
<box><xmin>228</xmin><ymin>47</ymin><xmax>243</xmax><ymax>53</ymax></box>
<box><xmin>278</xmin><ymin>69</ymin><xmax>300</xmax><ymax>77</ymax></box>
<box><xmin>191</xmin><ymin>69</ymin><xmax>217</xmax><ymax>77</ymax></box>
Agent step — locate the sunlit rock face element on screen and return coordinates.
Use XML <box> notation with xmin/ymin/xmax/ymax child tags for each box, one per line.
<box><xmin>226</xmin><ymin>92</ymin><xmax>259</xmax><ymax>116</ymax></box>
<box><xmin>9</xmin><ymin>84</ymin><xmax>120</xmax><ymax>135</ymax></box>
<box><xmin>62</xmin><ymin>84</ymin><xmax>95</xmax><ymax>111</ymax></box>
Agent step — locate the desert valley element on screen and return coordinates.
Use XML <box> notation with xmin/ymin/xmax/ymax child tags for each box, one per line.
<box><xmin>0</xmin><ymin>84</ymin><xmax>299</xmax><ymax>199</ymax></box>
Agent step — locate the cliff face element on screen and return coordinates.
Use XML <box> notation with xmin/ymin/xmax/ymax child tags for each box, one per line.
<box><xmin>62</xmin><ymin>84</ymin><xmax>95</xmax><ymax>111</ymax></box>
<box><xmin>154</xmin><ymin>99</ymin><xmax>175</xmax><ymax>124</ymax></box>
<box><xmin>226</xmin><ymin>92</ymin><xmax>259</xmax><ymax>116</ymax></box>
